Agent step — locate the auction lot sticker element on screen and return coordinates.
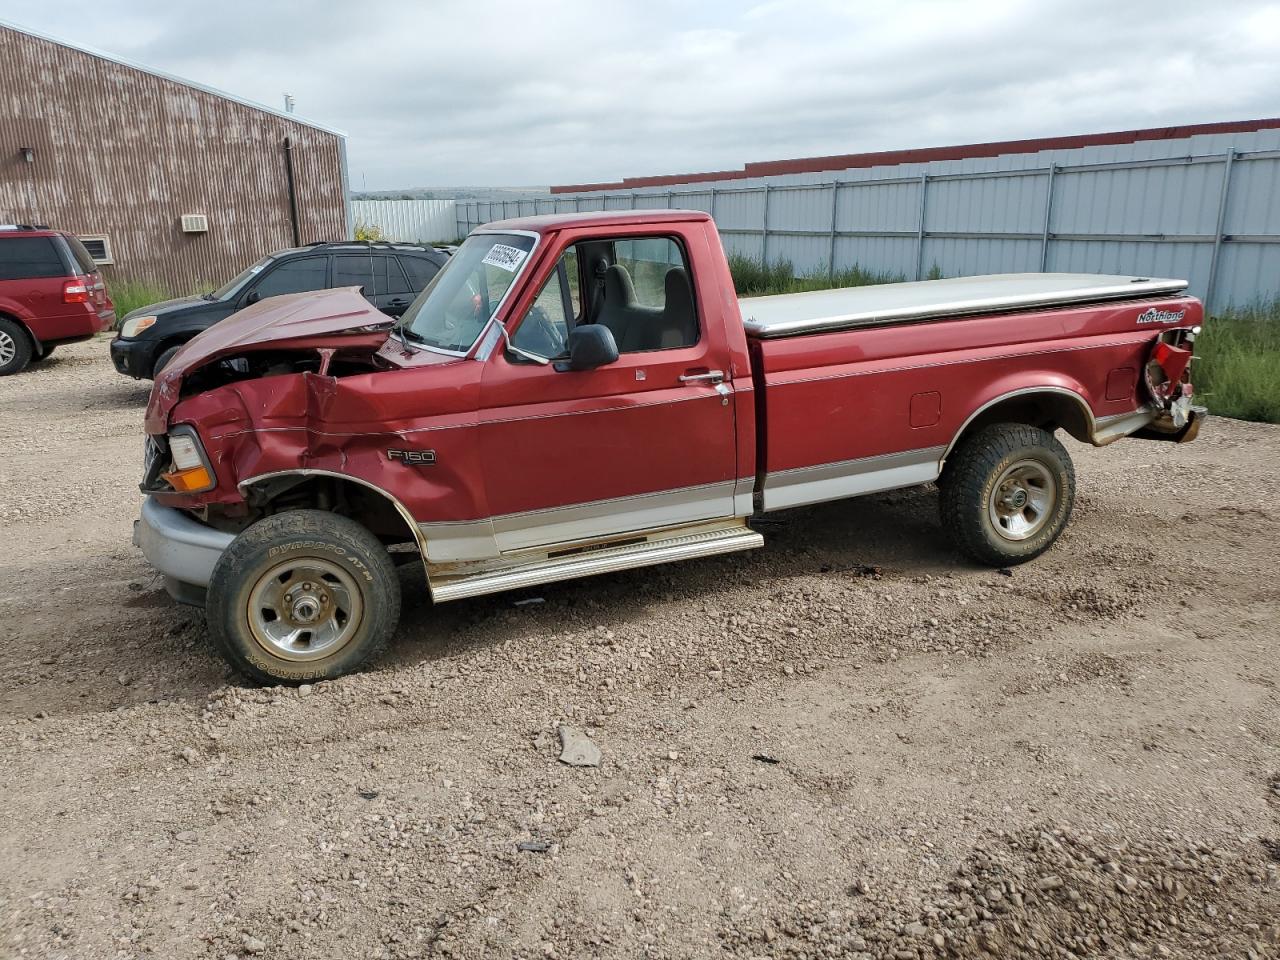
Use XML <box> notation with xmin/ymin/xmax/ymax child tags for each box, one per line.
<box><xmin>482</xmin><ymin>244</ymin><xmax>529</xmax><ymax>272</ymax></box>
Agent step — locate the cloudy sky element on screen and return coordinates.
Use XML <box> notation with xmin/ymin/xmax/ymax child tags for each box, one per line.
<box><xmin>3</xmin><ymin>1</ymin><xmax>1278</xmax><ymax>190</ymax></box>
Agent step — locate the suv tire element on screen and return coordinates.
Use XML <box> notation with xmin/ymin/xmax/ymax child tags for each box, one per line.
<box><xmin>207</xmin><ymin>510</ymin><xmax>401</xmax><ymax>685</ymax></box>
<box><xmin>939</xmin><ymin>423</ymin><xmax>1075</xmax><ymax>566</ymax></box>
<box><xmin>152</xmin><ymin>344</ymin><xmax>182</xmax><ymax>378</ymax></box>
<box><xmin>0</xmin><ymin>317</ymin><xmax>33</xmax><ymax>376</ymax></box>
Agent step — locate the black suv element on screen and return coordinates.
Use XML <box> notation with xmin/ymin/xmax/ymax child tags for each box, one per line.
<box><xmin>110</xmin><ymin>241</ymin><xmax>449</xmax><ymax>379</ymax></box>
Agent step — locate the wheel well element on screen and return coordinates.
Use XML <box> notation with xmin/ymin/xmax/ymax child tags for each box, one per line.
<box><xmin>240</xmin><ymin>475</ymin><xmax>422</xmax><ymax>556</ymax></box>
<box><xmin>0</xmin><ymin>311</ymin><xmax>37</xmax><ymax>349</ymax></box>
<box><xmin>949</xmin><ymin>391</ymin><xmax>1093</xmax><ymax>456</ymax></box>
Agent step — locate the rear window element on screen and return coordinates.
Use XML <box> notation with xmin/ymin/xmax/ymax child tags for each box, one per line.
<box><xmin>0</xmin><ymin>236</ymin><xmax>66</xmax><ymax>280</ymax></box>
<box><xmin>62</xmin><ymin>236</ymin><xmax>99</xmax><ymax>275</ymax></box>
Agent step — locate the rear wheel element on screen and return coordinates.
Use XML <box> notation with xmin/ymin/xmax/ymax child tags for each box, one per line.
<box><xmin>0</xmin><ymin>318</ymin><xmax>33</xmax><ymax>376</ymax></box>
<box><xmin>207</xmin><ymin>510</ymin><xmax>401</xmax><ymax>684</ymax></box>
<box><xmin>939</xmin><ymin>423</ymin><xmax>1075</xmax><ymax>566</ymax></box>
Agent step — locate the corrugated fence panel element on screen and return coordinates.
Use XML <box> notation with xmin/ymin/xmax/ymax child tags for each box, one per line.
<box><xmin>351</xmin><ymin>199</ymin><xmax>456</xmax><ymax>242</ymax></box>
<box><xmin>451</xmin><ymin>129</ymin><xmax>1280</xmax><ymax>309</ymax></box>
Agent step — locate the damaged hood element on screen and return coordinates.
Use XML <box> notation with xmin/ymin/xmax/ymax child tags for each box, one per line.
<box><xmin>145</xmin><ymin>288</ymin><xmax>392</xmax><ymax>434</ymax></box>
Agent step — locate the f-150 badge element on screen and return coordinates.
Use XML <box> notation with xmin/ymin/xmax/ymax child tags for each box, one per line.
<box><xmin>387</xmin><ymin>449</ymin><xmax>437</xmax><ymax>465</ymax></box>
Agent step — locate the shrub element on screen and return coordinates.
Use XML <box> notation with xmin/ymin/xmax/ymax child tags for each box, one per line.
<box><xmin>354</xmin><ymin>221</ymin><xmax>387</xmax><ymax>243</ymax></box>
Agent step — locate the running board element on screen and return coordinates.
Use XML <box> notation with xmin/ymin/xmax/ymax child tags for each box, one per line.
<box><xmin>429</xmin><ymin>522</ymin><xmax>764</xmax><ymax>603</ymax></box>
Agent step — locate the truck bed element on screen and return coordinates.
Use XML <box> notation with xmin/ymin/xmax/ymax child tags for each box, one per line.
<box><xmin>740</xmin><ymin>273</ymin><xmax>1188</xmax><ymax>338</ymax></box>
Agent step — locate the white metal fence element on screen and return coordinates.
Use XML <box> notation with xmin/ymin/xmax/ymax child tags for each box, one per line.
<box><xmin>351</xmin><ymin>199</ymin><xmax>458</xmax><ymax>243</ymax></box>
<box><xmin>454</xmin><ymin>132</ymin><xmax>1280</xmax><ymax>312</ymax></box>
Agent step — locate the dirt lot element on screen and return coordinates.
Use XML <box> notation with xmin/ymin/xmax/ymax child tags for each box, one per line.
<box><xmin>1</xmin><ymin>338</ymin><xmax>1278</xmax><ymax>960</ymax></box>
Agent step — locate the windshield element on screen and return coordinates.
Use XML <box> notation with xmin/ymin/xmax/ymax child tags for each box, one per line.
<box><xmin>399</xmin><ymin>232</ymin><xmax>536</xmax><ymax>353</ymax></box>
<box><xmin>211</xmin><ymin>256</ymin><xmax>273</xmax><ymax>300</ymax></box>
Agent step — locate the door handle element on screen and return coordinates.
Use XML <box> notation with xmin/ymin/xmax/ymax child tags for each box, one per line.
<box><xmin>678</xmin><ymin>370</ymin><xmax>725</xmax><ymax>384</ymax></box>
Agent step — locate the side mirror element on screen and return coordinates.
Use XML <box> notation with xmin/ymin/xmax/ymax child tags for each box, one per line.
<box><xmin>244</xmin><ymin>290</ymin><xmax>261</xmax><ymax>305</ymax></box>
<box><xmin>562</xmin><ymin>324</ymin><xmax>619</xmax><ymax>371</ymax></box>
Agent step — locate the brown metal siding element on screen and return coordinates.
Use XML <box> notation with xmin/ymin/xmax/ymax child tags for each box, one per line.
<box><xmin>0</xmin><ymin>25</ymin><xmax>346</xmax><ymax>294</ymax></box>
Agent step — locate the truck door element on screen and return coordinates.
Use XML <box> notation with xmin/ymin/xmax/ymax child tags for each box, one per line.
<box><xmin>477</xmin><ymin>232</ymin><xmax>739</xmax><ymax>554</ymax></box>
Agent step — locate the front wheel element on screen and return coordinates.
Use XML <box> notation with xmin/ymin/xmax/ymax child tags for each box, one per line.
<box><xmin>206</xmin><ymin>510</ymin><xmax>401</xmax><ymax>684</ymax></box>
<box><xmin>939</xmin><ymin>423</ymin><xmax>1075</xmax><ymax>566</ymax></box>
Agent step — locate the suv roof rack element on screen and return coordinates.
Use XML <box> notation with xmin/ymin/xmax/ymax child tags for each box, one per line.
<box><xmin>302</xmin><ymin>239</ymin><xmax>432</xmax><ymax>252</ymax></box>
<box><xmin>0</xmin><ymin>224</ymin><xmax>52</xmax><ymax>231</ymax></box>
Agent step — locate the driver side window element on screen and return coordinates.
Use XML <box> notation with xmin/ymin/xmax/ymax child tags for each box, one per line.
<box><xmin>512</xmin><ymin>252</ymin><xmax>574</xmax><ymax>357</ymax></box>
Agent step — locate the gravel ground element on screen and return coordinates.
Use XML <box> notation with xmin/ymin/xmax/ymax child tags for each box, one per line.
<box><xmin>1</xmin><ymin>338</ymin><xmax>1278</xmax><ymax>960</ymax></box>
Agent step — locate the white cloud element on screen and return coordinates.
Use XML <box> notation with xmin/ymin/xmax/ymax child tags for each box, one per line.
<box><xmin>3</xmin><ymin>0</ymin><xmax>1276</xmax><ymax>189</ymax></box>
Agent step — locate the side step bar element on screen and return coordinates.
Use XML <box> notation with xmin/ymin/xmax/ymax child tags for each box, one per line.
<box><xmin>429</xmin><ymin>522</ymin><xmax>764</xmax><ymax>603</ymax></box>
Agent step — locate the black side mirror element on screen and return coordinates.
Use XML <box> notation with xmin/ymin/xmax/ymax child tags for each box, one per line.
<box><xmin>244</xmin><ymin>290</ymin><xmax>261</xmax><ymax>305</ymax></box>
<box><xmin>560</xmin><ymin>324</ymin><xmax>619</xmax><ymax>371</ymax></box>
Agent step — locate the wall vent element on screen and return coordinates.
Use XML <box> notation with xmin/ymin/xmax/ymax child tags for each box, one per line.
<box><xmin>79</xmin><ymin>235</ymin><xmax>113</xmax><ymax>264</ymax></box>
<box><xmin>180</xmin><ymin>214</ymin><xmax>209</xmax><ymax>233</ymax></box>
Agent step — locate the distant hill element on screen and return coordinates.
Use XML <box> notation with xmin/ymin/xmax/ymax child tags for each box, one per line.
<box><xmin>351</xmin><ymin>186</ymin><xmax>549</xmax><ymax>201</ymax></box>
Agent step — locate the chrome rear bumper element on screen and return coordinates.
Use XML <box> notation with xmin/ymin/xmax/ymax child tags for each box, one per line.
<box><xmin>133</xmin><ymin>498</ymin><xmax>234</xmax><ymax>601</ymax></box>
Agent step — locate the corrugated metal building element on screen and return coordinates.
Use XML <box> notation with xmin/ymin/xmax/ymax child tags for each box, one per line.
<box><xmin>0</xmin><ymin>20</ymin><xmax>349</xmax><ymax>293</ymax></box>
<box><xmin>457</xmin><ymin>119</ymin><xmax>1280</xmax><ymax>311</ymax></box>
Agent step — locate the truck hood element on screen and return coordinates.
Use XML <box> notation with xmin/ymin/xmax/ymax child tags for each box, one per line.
<box><xmin>145</xmin><ymin>288</ymin><xmax>393</xmax><ymax>434</ymax></box>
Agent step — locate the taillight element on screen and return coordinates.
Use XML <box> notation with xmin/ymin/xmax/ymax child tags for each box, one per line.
<box><xmin>63</xmin><ymin>279</ymin><xmax>90</xmax><ymax>303</ymax></box>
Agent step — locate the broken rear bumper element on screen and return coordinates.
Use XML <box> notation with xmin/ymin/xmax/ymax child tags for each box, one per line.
<box><xmin>1132</xmin><ymin>403</ymin><xmax>1208</xmax><ymax>444</ymax></box>
<box><xmin>133</xmin><ymin>497</ymin><xmax>234</xmax><ymax>604</ymax></box>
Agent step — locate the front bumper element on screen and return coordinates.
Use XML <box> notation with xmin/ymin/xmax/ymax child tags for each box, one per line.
<box><xmin>133</xmin><ymin>497</ymin><xmax>234</xmax><ymax>603</ymax></box>
<box><xmin>110</xmin><ymin>336</ymin><xmax>155</xmax><ymax>379</ymax></box>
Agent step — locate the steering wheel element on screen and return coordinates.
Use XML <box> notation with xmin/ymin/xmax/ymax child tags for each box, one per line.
<box><xmin>516</xmin><ymin>305</ymin><xmax>566</xmax><ymax>358</ymax></box>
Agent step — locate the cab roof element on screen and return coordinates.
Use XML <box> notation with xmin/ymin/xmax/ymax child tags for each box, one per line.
<box><xmin>479</xmin><ymin>209</ymin><xmax>712</xmax><ymax>235</ymax></box>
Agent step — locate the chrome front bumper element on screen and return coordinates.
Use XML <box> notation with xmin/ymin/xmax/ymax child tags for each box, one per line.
<box><xmin>133</xmin><ymin>498</ymin><xmax>235</xmax><ymax>599</ymax></box>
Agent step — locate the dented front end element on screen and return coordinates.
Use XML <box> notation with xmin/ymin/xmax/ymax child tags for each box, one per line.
<box><xmin>135</xmin><ymin>289</ymin><xmax>476</xmax><ymax>601</ymax></box>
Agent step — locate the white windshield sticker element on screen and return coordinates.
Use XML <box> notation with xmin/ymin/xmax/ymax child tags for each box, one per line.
<box><xmin>482</xmin><ymin>243</ymin><xmax>528</xmax><ymax>273</ymax></box>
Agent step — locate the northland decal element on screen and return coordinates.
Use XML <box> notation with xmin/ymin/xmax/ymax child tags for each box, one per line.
<box><xmin>1136</xmin><ymin>307</ymin><xmax>1187</xmax><ymax>324</ymax></box>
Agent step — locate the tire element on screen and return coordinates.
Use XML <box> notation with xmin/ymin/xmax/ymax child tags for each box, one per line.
<box><xmin>0</xmin><ymin>318</ymin><xmax>33</xmax><ymax>376</ymax></box>
<box><xmin>939</xmin><ymin>423</ymin><xmax>1075</xmax><ymax>566</ymax></box>
<box><xmin>206</xmin><ymin>510</ymin><xmax>401</xmax><ymax>684</ymax></box>
<box><xmin>151</xmin><ymin>344</ymin><xmax>182</xmax><ymax>378</ymax></box>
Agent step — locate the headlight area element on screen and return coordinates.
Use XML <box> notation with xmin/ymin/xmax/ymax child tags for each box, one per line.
<box><xmin>120</xmin><ymin>315</ymin><xmax>158</xmax><ymax>338</ymax></box>
<box><xmin>161</xmin><ymin>426</ymin><xmax>216</xmax><ymax>493</ymax></box>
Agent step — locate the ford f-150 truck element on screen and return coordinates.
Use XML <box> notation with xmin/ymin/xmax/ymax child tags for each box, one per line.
<box><xmin>134</xmin><ymin>210</ymin><xmax>1204</xmax><ymax>684</ymax></box>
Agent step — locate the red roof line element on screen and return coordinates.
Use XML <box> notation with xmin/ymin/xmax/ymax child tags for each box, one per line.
<box><xmin>549</xmin><ymin>118</ymin><xmax>1280</xmax><ymax>194</ymax></box>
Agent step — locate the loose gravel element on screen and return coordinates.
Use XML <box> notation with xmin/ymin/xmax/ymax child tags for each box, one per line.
<box><xmin>1</xmin><ymin>338</ymin><xmax>1278</xmax><ymax>959</ymax></box>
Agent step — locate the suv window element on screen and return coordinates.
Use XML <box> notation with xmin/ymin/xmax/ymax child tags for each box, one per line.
<box><xmin>334</xmin><ymin>254</ymin><xmax>374</xmax><ymax>293</ymax></box>
<box><xmin>63</xmin><ymin>236</ymin><xmax>99</xmax><ymax>275</ymax></box>
<box><xmin>389</xmin><ymin>256</ymin><xmax>424</xmax><ymax>293</ymax></box>
<box><xmin>378</xmin><ymin>256</ymin><xmax>414</xmax><ymax>295</ymax></box>
<box><xmin>252</xmin><ymin>257</ymin><xmax>328</xmax><ymax>299</ymax></box>
<box><xmin>0</xmin><ymin>236</ymin><xmax>65</xmax><ymax>280</ymax></box>
<box><xmin>400</xmin><ymin>255</ymin><xmax>441</xmax><ymax>289</ymax></box>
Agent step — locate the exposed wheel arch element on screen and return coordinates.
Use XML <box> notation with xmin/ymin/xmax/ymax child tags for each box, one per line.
<box><xmin>237</xmin><ymin>470</ymin><xmax>429</xmax><ymax>566</ymax></box>
<box><xmin>943</xmin><ymin>387</ymin><xmax>1095</xmax><ymax>464</ymax></box>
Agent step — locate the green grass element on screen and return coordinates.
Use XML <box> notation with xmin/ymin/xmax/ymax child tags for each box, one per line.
<box><xmin>727</xmin><ymin>253</ymin><xmax>903</xmax><ymax>296</ymax></box>
<box><xmin>109</xmin><ymin>279</ymin><xmax>173</xmax><ymax>324</ymax></box>
<box><xmin>1197</xmin><ymin>302</ymin><xmax>1280</xmax><ymax>424</ymax></box>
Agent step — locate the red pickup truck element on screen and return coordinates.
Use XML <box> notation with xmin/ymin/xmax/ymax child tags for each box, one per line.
<box><xmin>134</xmin><ymin>210</ymin><xmax>1203</xmax><ymax>683</ymax></box>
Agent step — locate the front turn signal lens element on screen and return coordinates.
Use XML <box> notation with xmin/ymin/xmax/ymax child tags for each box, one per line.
<box><xmin>162</xmin><ymin>465</ymin><xmax>214</xmax><ymax>493</ymax></box>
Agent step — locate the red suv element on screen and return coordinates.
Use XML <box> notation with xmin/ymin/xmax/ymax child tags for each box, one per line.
<box><xmin>0</xmin><ymin>225</ymin><xmax>115</xmax><ymax>375</ymax></box>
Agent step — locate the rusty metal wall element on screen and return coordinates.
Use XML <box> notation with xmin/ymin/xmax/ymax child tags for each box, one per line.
<box><xmin>0</xmin><ymin>24</ymin><xmax>348</xmax><ymax>295</ymax></box>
